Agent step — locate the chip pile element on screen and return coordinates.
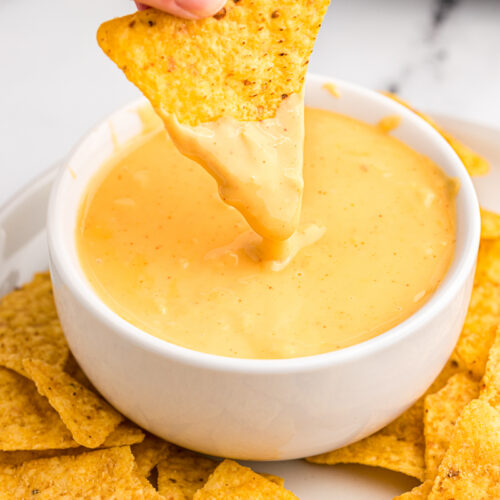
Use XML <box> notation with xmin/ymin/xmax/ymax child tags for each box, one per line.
<box><xmin>0</xmin><ymin>273</ymin><xmax>298</xmax><ymax>498</ymax></box>
<box><xmin>2</xmin><ymin>214</ymin><xmax>497</xmax><ymax>499</ymax></box>
<box><xmin>308</xmin><ymin>208</ymin><xmax>500</xmax><ymax>499</ymax></box>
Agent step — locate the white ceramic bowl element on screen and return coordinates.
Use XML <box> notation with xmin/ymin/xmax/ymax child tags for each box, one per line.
<box><xmin>47</xmin><ymin>75</ymin><xmax>480</xmax><ymax>461</ymax></box>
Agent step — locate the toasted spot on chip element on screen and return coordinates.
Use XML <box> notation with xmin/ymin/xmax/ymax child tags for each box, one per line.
<box><xmin>382</xmin><ymin>92</ymin><xmax>489</xmax><ymax>177</ymax></box>
<box><xmin>97</xmin><ymin>0</ymin><xmax>329</xmax><ymax>126</ymax></box>
<box><xmin>23</xmin><ymin>358</ymin><xmax>123</xmax><ymax>448</ymax></box>
<box><xmin>193</xmin><ymin>459</ymin><xmax>298</xmax><ymax>499</ymax></box>
<box><xmin>0</xmin><ymin>367</ymin><xmax>77</xmax><ymax>451</ymax></box>
<box><xmin>307</xmin><ymin>433</ymin><xmax>425</xmax><ymax>481</ymax></box>
<box><xmin>481</xmin><ymin>209</ymin><xmax>500</xmax><ymax>240</ymax></box>
<box><xmin>157</xmin><ymin>448</ymin><xmax>217</xmax><ymax>499</ymax></box>
<box><xmin>423</xmin><ymin>373</ymin><xmax>479</xmax><ymax>480</ymax></box>
<box><xmin>0</xmin><ymin>272</ymin><xmax>68</xmax><ymax>377</ymax></box>
<box><xmin>480</xmin><ymin>327</ymin><xmax>500</xmax><ymax>409</ymax></box>
<box><xmin>101</xmin><ymin>420</ymin><xmax>145</xmax><ymax>447</ymax></box>
<box><xmin>132</xmin><ymin>434</ymin><xmax>173</xmax><ymax>478</ymax></box>
<box><xmin>428</xmin><ymin>399</ymin><xmax>500</xmax><ymax>499</ymax></box>
<box><xmin>8</xmin><ymin>446</ymin><xmax>163</xmax><ymax>498</ymax></box>
<box><xmin>394</xmin><ymin>479</ymin><xmax>433</xmax><ymax>499</ymax></box>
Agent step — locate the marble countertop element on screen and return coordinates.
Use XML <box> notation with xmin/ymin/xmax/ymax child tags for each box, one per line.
<box><xmin>1</xmin><ymin>0</ymin><xmax>499</xmax><ymax>205</ymax></box>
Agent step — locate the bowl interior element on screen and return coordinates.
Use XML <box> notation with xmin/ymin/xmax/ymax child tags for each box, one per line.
<box><xmin>48</xmin><ymin>75</ymin><xmax>480</xmax><ymax>370</ymax></box>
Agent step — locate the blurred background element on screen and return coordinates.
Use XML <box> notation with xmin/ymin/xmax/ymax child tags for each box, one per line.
<box><xmin>1</xmin><ymin>0</ymin><xmax>499</xmax><ymax>204</ymax></box>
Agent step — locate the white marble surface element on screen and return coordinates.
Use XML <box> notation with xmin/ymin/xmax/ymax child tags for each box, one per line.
<box><xmin>1</xmin><ymin>0</ymin><xmax>499</xmax><ymax>205</ymax></box>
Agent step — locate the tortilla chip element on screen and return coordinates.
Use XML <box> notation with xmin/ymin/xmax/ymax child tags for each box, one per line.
<box><xmin>394</xmin><ymin>480</ymin><xmax>433</xmax><ymax>500</ymax></box>
<box><xmin>0</xmin><ymin>449</ymin><xmax>85</xmax><ymax>468</ymax></box>
<box><xmin>0</xmin><ymin>272</ymin><xmax>68</xmax><ymax>377</ymax></box>
<box><xmin>423</xmin><ymin>373</ymin><xmax>479</xmax><ymax>479</ymax></box>
<box><xmin>6</xmin><ymin>446</ymin><xmax>162</xmax><ymax>498</ymax></box>
<box><xmin>480</xmin><ymin>327</ymin><xmax>500</xmax><ymax>409</ymax></box>
<box><xmin>428</xmin><ymin>399</ymin><xmax>500</xmax><ymax>499</ymax></box>
<box><xmin>101</xmin><ymin>420</ymin><xmax>145</xmax><ymax>447</ymax></box>
<box><xmin>475</xmin><ymin>239</ymin><xmax>500</xmax><ymax>286</ymax></box>
<box><xmin>132</xmin><ymin>434</ymin><xmax>173</xmax><ymax>478</ymax></box>
<box><xmin>97</xmin><ymin>0</ymin><xmax>329</xmax><ymax>126</ymax></box>
<box><xmin>193</xmin><ymin>459</ymin><xmax>298</xmax><ymax>499</ymax></box>
<box><xmin>0</xmin><ymin>367</ymin><xmax>77</xmax><ymax>451</ymax></box>
<box><xmin>308</xmin><ymin>391</ymin><xmax>426</xmax><ymax>481</ymax></box>
<box><xmin>382</xmin><ymin>92</ymin><xmax>489</xmax><ymax>176</ymax></box>
<box><xmin>308</xmin><ymin>433</ymin><xmax>424</xmax><ymax>481</ymax></box>
<box><xmin>451</xmin><ymin>237</ymin><xmax>500</xmax><ymax>378</ymax></box>
<box><xmin>23</xmin><ymin>358</ymin><xmax>123</xmax><ymax>448</ymax></box>
<box><xmin>157</xmin><ymin>448</ymin><xmax>217</xmax><ymax>499</ymax></box>
<box><xmin>481</xmin><ymin>209</ymin><xmax>500</xmax><ymax>240</ymax></box>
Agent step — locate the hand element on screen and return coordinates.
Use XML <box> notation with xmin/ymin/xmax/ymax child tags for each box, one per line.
<box><xmin>135</xmin><ymin>0</ymin><xmax>226</xmax><ymax>19</ymax></box>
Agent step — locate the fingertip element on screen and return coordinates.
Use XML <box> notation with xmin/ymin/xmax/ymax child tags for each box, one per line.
<box><xmin>174</xmin><ymin>0</ymin><xmax>227</xmax><ymax>18</ymax></box>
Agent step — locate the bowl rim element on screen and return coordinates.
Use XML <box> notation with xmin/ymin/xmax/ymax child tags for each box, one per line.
<box><xmin>47</xmin><ymin>73</ymin><xmax>481</xmax><ymax>374</ymax></box>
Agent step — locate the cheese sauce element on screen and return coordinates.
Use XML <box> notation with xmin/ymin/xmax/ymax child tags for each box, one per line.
<box><xmin>77</xmin><ymin>107</ymin><xmax>456</xmax><ymax>359</ymax></box>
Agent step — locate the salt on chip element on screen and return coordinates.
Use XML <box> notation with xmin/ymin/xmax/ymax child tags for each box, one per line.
<box><xmin>193</xmin><ymin>459</ymin><xmax>298</xmax><ymax>499</ymax></box>
<box><xmin>382</xmin><ymin>92</ymin><xmax>489</xmax><ymax>176</ymax></box>
<box><xmin>0</xmin><ymin>272</ymin><xmax>68</xmax><ymax>377</ymax></box>
<box><xmin>0</xmin><ymin>367</ymin><xmax>77</xmax><ymax>451</ymax></box>
<box><xmin>8</xmin><ymin>446</ymin><xmax>163</xmax><ymax>499</ymax></box>
<box><xmin>428</xmin><ymin>399</ymin><xmax>500</xmax><ymax>499</ymax></box>
<box><xmin>132</xmin><ymin>433</ymin><xmax>173</xmax><ymax>478</ymax></box>
<box><xmin>480</xmin><ymin>327</ymin><xmax>500</xmax><ymax>409</ymax></box>
<box><xmin>423</xmin><ymin>372</ymin><xmax>479</xmax><ymax>480</ymax></box>
<box><xmin>481</xmin><ymin>208</ymin><xmax>500</xmax><ymax>240</ymax></box>
<box><xmin>157</xmin><ymin>448</ymin><xmax>217</xmax><ymax>499</ymax></box>
<box><xmin>394</xmin><ymin>480</ymin><xmax>433</xmax><ymax>500</ymax></box>
<box><xmin>23</xmin><ymin>358</ymin><xmax>123</xmax><ymax>448</ymax></box>
<box><xmin>97</xmin><ymin>0</ymin><xmax>329</xmax><ymax>126</ymax></box>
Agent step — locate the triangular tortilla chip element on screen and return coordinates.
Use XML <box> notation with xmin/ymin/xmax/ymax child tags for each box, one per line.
<box><xmin>0</xmin><ymin>367</ymin><xmax>76</xmax><ymax>451</ymax></box>
<box><xmin>0</xmin><ymin>273</ymin><xmax>68</xmax><ymax>377</ymax></box>
<box><xmin>98</xmin><ymin>0</ymin><xmax>329</xmax><ymax>126</ymax></box>
<box><xmin>423</xmin><ymin>373</ymin><xmax>479</xmax><ymax>479</ymax></box>
<box><xmin>5</xmin><ymin>447</ymin><xmax>162</xmax><ymax>499</ymax></box>
<box><xmin>307</xmin><ymin>433</ymin><xmax>425</xmax><ymax>481</ymax></box>
<box><xmin>23</xmin><ymin>359</ymin><xmax>123</xmax><ymax>448</ymax></box>
<box><xmin>451</xmin><ymin>240</ymin><xmax>500</xmax><ymax>378</ymax></box>
<box><xmin>192</xmin><ymin>459</ymin><xmax>298</xmax><ymax>499</ymax></box>
<box><xmin>480</xmin><ymin>327</ymin><xmax>500</xmax><ymax>409</ymax></box>
<box><xmin>428</xmin><ymin>399</ymin><xmax>500</xmax><ymax>499</ymax></box>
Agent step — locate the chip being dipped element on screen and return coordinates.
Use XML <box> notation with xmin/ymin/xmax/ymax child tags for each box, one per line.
<box><xmin>97</xmin><ymin>0</ymin><xmax>330</xmax><ymax>244</ymax></box>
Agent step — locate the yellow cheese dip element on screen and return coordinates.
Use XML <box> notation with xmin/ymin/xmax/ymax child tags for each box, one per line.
<box><xmin>76</xmin><ymin>108</ymin><xmax>456</xmax><ymax>359</ymax></box>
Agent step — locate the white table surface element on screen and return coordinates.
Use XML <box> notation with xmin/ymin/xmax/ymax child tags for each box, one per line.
<box><xmin>1</xmin><ymin>0</ymin><xmax>499</xmax><ymax>205</ymax></box>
